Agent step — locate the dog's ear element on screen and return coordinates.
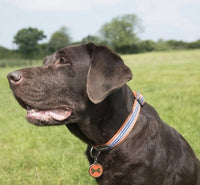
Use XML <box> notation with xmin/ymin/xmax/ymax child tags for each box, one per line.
<box><xmin>86</xmin><ymin>43</ymin><xmax>132</xmax><ymax>104</ymax></box>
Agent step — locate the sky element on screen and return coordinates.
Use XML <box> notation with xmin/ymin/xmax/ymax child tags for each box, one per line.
<box><xmin>0</xmin><ymin>0</ymin><xmax>200</xmax><ymax>49</ymax></box>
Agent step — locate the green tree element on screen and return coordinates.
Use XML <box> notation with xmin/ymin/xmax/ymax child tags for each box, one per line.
<box><xmin>47</xmin><ymin>27</ymin><xmax>71</xmax><ymax>53</ymax></box>
<box><xmin>166</xmin><ymin>40</ymin><xmax>187</xmax><ymax>50</ymax></box>
<box><xmin>13</xmin><ymin>27</ymin><xmax>46</xmax><ymax>58</ymax></box>
<box><xmin>138</xmin><ymin>40</ymin><xmax>156</xmax><ymax>52</ymax></box>
<box><xmin>154</xmin><ymin>39</ymin><xmax>171</xmax><ymax>51</ymax></box>
<box><xmin>81</xmin><ymin>35</ymin><xmax>102</xmax><ymax>45</ymax></box>
<box><xmin>99</xmin><ymin>14</ymin><xmax>142</xmax><ymax>52</ymax></box>
<box><xmin>186</xmin><ymin>40</ymin><xmax>200</xmax><ymax>49</ymax></box>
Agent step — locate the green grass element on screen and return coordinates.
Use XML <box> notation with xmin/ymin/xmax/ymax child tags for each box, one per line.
<box><xmin>0</xmin><ymin>49</ymin><xmax>200</xmax><ymax>184</ymax></box>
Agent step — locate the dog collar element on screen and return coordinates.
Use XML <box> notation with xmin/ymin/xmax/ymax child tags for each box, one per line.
<box><xmin>93</xmin><ymin>91</ymin><xmax>145</xmax><ymax>152</ymax></box>
<box><xmin>89</xmin><ymin>91</ymin><xmax>145</xmax><ymax>178</ymax></box>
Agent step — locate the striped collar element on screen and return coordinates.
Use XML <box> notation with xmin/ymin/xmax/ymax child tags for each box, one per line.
<box><xmin>93</xmin><ymin>91</ymin><xmax>145</xmax><ymax>152</ymax></box>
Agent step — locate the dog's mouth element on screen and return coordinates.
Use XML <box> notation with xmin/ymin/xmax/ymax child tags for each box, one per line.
<box><xmin>26</xmin><ymin>106</ymin><xmax>72</xmax><ymax>122</ymax></box>
<box><xmin>14</xmin><ymin>95</ymin><xmax>72</xmax><ymax>125</ymax></box>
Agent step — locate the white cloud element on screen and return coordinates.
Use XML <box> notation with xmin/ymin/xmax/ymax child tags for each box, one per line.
<box><xmin>6</xmin><ymin>0</ymin><xmax>126</xmax><ymax>12</ymax></box>
<box><xmin>135</xmin><ymin>0</ymin><xmax>199</xmax><ymax>29</ymax></box>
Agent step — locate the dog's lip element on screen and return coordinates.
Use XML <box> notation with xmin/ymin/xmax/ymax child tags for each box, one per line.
<box><xmin>13</xmin><ymin>95</ymin><xmax>72</xmax><ymax>122</ymax></box>
<box><xmin>26</xmin><ymin>105</ymin><xmax>72</xmax><ymax>122</ymax></box>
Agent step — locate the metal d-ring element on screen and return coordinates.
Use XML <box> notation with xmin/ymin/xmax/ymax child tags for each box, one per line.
<box><xmin>90</xmin><ymin>147</ymin><xmax>101</xmax><ymax>159</ymax></box>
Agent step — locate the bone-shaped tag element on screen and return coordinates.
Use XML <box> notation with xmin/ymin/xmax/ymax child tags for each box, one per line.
<box><xmin>89</xmin><ymin>163</ymin><xmax>103</xmax><ymax>178</ymax></box>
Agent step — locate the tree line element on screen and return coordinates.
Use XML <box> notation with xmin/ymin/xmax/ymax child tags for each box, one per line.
<box><xmin>0</xmin><ymin>14</ymin><xmax>200</xmax><ymax>59</ymax></box>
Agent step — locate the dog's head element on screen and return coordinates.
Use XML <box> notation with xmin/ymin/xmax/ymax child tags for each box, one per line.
<box><xmin>7</xmin><ymin>43</ymin><xmax>132</xmax><ymax>126</ymax></box>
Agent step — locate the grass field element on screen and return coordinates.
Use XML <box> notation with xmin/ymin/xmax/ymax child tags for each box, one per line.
<box><xmin>0</xmin><ymin>50</ymin><xmax>200</xmax><ymax>185</ymax></box>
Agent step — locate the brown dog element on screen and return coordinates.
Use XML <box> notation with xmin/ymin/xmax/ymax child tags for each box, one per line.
<box><xmin>8</xmin><ymin>43</ymin><xmax>200</xmax><ymax>185</ymax></box>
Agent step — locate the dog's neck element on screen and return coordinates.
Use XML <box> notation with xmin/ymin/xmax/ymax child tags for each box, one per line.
<box><xmin>67</xmin><ymin>85</ymin><xmax>135</xmax><ymax>146</ymax></box>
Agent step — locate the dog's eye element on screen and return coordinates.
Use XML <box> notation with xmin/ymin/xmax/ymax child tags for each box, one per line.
<box><xmin>60</xmin><ymin>57</ymin><xmax>69</xmax><ymax>64</ymax></box>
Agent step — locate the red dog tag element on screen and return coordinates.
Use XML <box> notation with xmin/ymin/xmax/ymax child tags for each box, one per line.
<box><xmin>88</xmin><ymin>163</ymin><xmax>103</xmax><ymax>178</ymax></box>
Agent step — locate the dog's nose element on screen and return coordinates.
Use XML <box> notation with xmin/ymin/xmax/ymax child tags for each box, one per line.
<box><xmin>7</xmin><ymin>71</ymin><xmax>22</xmax><ymax>84</ymax></box>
